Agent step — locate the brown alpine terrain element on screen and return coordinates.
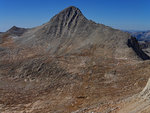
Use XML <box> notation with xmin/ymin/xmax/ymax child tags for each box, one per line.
<box><xmin>1</xmin><ymin>6</ymin><xmax>150</xmax><ymax>113</ymax></box>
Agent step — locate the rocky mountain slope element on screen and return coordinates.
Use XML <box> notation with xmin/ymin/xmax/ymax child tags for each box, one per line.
<box><xmin>0</xmin><ymin>6</ymin><xmax>150</xmax><ymax>113</ymax></box>
<box><xmin>0</xmin><ymin>26</ymin><xmax>27</xmax><ymax>44</ymax></box>
<box><xmin>7</xmin><ymin>26</ymin><xmax>27</xmax><ymax>36</ymax></box>
<box><xmin>13</xmin><ymin>6</ymin><xmax>149</xmax><ymax>60</ymax></box>
<box><xmin>0</xmin><ymin>26</ymin><xmax>27</xmax><ymax>37</ymax></box>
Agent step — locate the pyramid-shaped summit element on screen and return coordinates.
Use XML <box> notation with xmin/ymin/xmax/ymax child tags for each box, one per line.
<box><xmin>43</xmin><ymin>6</ymin><xmax>90</xmax><ymax>38</ymax></box>
<box><xmin>57</xmin><ymin>6</ymin><xmax>83</xmax><ymax>17</ymax></box>
<box><xmin>49</xmin><ymin>6</ymin><xmax>85</xmax><ymax>23</ymax></box>
<box><xmin>19</xmin><ymin>6</ymin><xmax>100</xmax><ymax>42</ymax></box>
<box><xmin>17</xmin><ymin>6</ymin><xmax>150</xmax><ymax>60</ymax></box>
<box><xmin>51</xmin><ymin>6</ymin><xmax>84</xmax><ymax>20</ymax></box>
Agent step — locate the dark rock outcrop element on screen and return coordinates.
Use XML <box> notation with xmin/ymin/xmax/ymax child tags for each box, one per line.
<box><xmin>127</xmin><ymin>36</ymin><xmax>150</xmax><ymax>60</ymax></box>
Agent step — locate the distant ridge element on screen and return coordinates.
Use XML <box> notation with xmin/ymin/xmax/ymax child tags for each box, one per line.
<box><xmin>6</xmin><ymin>26</ymin><xmax>28</xmax><ymax>36</ymax></box>
<box><xmin>130</xmin><ymin>30</ymin><xmax>150</xmax><ymax>41</ymax></box>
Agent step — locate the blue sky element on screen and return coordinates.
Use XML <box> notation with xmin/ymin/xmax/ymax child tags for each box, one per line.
<box><xmin>0</xmin><ymin>0</ymin><xmax>150</xmax><ymax>32</ymax></box>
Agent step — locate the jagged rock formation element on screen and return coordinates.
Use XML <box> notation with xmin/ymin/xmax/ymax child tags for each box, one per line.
<box><xmin>127</xmin><ymin>36</ymin><xmax>150</xmax><ymax>60</ymax></box>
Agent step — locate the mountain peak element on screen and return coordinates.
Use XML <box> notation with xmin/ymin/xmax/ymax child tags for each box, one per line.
<box><xmin>7</xmin><ymin>26</ymin><xmax>27</xmax><ymax>36</ymax></box>
<box><xmin>63</xmin><ymin>6</ymin><xmax>81</xmax><ymax>13</ymax></box>
<box><xmin>9</xmin><ymin>26</ymin><xmax>19</xmax><ymax>31</ymax></box>
<box><xmin>43</xmin><ymin>6</ymin><xmax>87</xmax><ymax>37</ymax></box>
<box><xmin>50</xmin><ymin>6</ymin><xmax>84</xmax><ymax>22</ymax></box>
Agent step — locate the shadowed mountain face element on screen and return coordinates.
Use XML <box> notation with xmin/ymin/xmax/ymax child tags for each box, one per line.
<box><xmin>128</xmin><ymin>30</ymin><xmax>150</xmax><ymax>58</ymax></box>
<box><xmin>127</xmin><ymin>37</ymin><xmax>150</xmax><ymax>60</ymax></box>
<box><xmin>0</xmin><ymin>6</ymin><xmax>150</xmax><ymax>113</ymax></box>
